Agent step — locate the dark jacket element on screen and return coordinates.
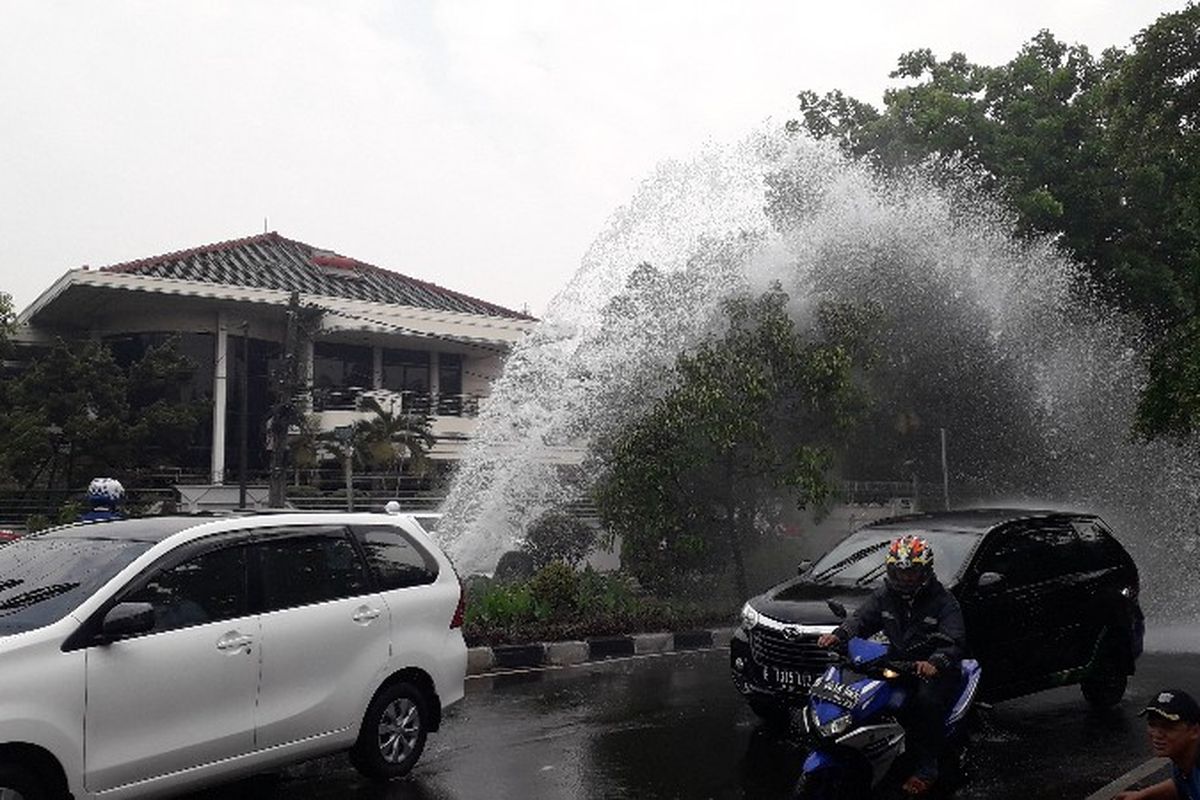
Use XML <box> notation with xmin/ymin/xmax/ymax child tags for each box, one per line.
<box><xmin>833</xmin><ymin>578</ymin><xmax>967</xmax><ymax>672</ymax></box>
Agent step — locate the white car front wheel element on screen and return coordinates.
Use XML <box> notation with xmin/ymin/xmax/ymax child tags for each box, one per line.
<box><xmin>0</xmin><ymin>764</ymin><xmax>46</xmax><ymax>800</ymax></box>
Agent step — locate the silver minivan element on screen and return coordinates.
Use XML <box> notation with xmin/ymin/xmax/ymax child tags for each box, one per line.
<box><xmin>0</xmin><ymin>512</ymin><xmax>467</xmax><ymax>799</ymax></box>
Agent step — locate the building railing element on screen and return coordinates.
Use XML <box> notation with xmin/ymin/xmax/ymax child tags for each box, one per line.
<box><xmin>311</xmin><ymin>388</ymin><xmax>482</xmax><ymax>417</ymax></box>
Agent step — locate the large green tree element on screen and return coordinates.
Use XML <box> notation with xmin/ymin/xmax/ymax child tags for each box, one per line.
<box><xmin>788</xmin><ymin>5</ymin><xmax>1200</xmax><ymax>438</ymax></box>
<box><xmin>593</xmin><ymin>286</ymin><xmax>870</xmax><ymax>598</ymax></box>
<box><xmin>0</xmin><ymin>336</ymin><xmax>206</xmax><ymax>490</ymax></box>
<box><xmin>0</xmin><ymin>293</ymin><xmax>14</xmax><ymax>354</ymax></box>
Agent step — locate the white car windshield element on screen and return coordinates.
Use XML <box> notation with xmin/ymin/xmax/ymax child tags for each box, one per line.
<box><xmin>0</xmin><ymin>533</ymin><xmax>155</xmax><ymax>635</ymax></box>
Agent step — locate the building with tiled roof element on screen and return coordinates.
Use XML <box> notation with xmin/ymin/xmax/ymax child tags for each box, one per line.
<box><xmin>16</xmin><ymin>232</ymin><xmax>537</xmax><ymax>501</ymax></box>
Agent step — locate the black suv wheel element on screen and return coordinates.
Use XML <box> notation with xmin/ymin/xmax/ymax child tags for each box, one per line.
<box><xmin>1081</xmin><ymin>659</ymin><xmax>1128</xmax><ymax>708</ymax></box>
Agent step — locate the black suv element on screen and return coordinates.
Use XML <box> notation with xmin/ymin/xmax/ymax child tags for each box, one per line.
<box><xmin>731</xmin><ymin>509</ymin><xmax>1144</xmax><ymax>724</ymax></box>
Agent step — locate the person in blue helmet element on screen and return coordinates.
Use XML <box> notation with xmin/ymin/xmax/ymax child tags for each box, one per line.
<box><xmin>79</xmin><ymin>477</ymin><xmax>126</xmax><ymax>523</ymax></box>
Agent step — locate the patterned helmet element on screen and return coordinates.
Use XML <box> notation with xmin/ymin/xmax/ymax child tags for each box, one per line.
<box><xmin>86</xmin><ymin>477</ymin><xmax>125</xmax><ymax>509</ymax></box>
<box><xmin>885</xmin><ymin>534</ymin><xmax>934</xmax><ymax>599</ymax></box>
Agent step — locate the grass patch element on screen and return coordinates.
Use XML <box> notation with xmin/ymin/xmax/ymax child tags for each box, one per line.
<box><xmin>462</xmin><ymin>566</ymin><xmax>737</xmax><ymax>647</ymax></box>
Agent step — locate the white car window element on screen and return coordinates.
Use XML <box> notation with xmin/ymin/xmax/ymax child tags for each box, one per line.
<box><xmin>255</xmin><ymin>528</ymin><xmax>370</xmax><ymax>611</ymax></box>
<box><xmin>122</xmin><ymin>544</ymin><xmax>250</xmax><ymax>633</ymax></box>
<box><xmin>353</xmin><ymin>526</ymin><xmax>438</xmax><ymax>590</ymax></box>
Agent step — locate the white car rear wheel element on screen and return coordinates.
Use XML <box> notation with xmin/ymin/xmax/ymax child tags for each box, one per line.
<box><xmin>351</xmin><ymin>681</ymin><xmax>430</xmax><ymax>781</ymax></box>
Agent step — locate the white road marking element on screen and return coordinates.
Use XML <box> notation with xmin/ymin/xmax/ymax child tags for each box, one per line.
<box><xmin>466</xmin><ymin>645</ymin><xmax>728</xmax><ymax>680</ymax></box>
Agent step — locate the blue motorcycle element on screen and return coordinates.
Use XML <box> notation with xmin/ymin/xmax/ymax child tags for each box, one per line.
<box><xmin>794</xmin><ymin>636</ymin><xmax>982</xmax><ymax>799</ymax></box>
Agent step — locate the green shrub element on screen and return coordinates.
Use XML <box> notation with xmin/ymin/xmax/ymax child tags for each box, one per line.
<box><xmin>522</xmin><ymin>511</ymin><xmax>597</xmax><ymax>569</ymax></box>
<box><xmin>25</xmin><ymin>514</ymin><xmax>51</xmax><ymax>533</ymax></box>
<box><xmin>494</xmin><ymin>550</ymin><xmax>535</xmax><ymax>584</ymax></box>
<box><xmin>463</xmin><ymin>580</ymin><xmax>536</xmax><ymax>628</ymax></box>
<box><xmin>528</xmin><ymin>562</ymin><xmax>578</xmax><ymax>620</ymax></box>
<box><xmin>56</xmin><ymin>501</ymin><xmax>82</xmax><ymax>525</ymax></box>
<box><xmin>575</xmin><ymin>568</ymin><xmax>640</xmax><ymax>617</ymax></box>
<box><xmin>460</xmin><ymin>565</ymin><xmax>740</xmax><ymax>647</ymax></box>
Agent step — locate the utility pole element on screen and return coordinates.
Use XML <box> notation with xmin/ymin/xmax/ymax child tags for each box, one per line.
<box><xmin>344</xmin><ymin>440</ymin><xmax>355</xmax><ymax>512</ymax></box>
<box><xmin>333</xmin><ymin>425</ymin><xmax>354</xmax><ymax>511</ymax></box>
<box><xmin>940</xmin><ymin>427</ymin><xmax>950</xmax><ymax>511</ymax></box>
<box><xmin>268</xmin><ymin>292</ymin><xmax>300</xmax><ymax>507</ymax></box>
<box><xmin>238</xmin><ymin>321</ymin><xmax>249</xmax><ymax>509</ymax></box>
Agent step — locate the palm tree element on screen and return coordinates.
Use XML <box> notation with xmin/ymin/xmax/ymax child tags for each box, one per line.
<box><xmin>355</xmin><ymin>395</ymin><xmax>435</xmax><ymax>496</ymax></box>
<box><xmin>315</xmin><ymin>422</ymin><xmax>373</xmax><ymax>511</ymax></box>
<box><xmin>287</xmin><ymin>414</ymin><xmax>322</xmax><ymax>488</ymax></box>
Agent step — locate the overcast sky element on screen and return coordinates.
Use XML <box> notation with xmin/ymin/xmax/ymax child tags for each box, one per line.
<box><xmin>0</xmin><ymin>0</ymin><xmax>1188</xmax><ymax>316</ymax></box>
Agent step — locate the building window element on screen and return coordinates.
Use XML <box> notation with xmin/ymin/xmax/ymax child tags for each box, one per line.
<box><xmin>313</xmin><ymin>342</ymin><xmax>372</xmax><ymax>390</ymax></box>
<box><xmin>312</xmin><ymin>342</ymin><xmax>372</xmax><ymax>411</ymax></box>
<box><xmin>382</xmin><ymin>349</ymin><xmax>430</xmax><ymax>395</ymax></box>
<box><xmin>437</xmin><ymin>353</ymin><xmax>463</xmax><ymax>415</ymax></box>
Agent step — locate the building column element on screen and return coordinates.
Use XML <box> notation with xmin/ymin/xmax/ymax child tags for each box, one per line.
<box><xmin>372</xmin><ymin>346</ymin><xmax>383</xmax><ymax>389</ymax></box>
<box><xmin>210</xmin><ymin>313</ymin><xmax>229</xmax><ymax>485</ymax></box>
<box><xmin>429</xmin><ymin>350</ymin><xmax>441</xmax><ymax>411</ymax></box>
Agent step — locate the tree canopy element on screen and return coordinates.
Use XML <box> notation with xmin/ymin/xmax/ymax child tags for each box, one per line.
<box><xmin>0</xmin><ymin>336</ymin><xmax>207</xmax><ymax>490</ymax></box>
<box><xmin>0</xmin><ymin>293</ymin><xmax>14</xmax><ymax>355</ymax></box>
<box><xmin>789</xmin><ymin>4</ymin><xmax>1200</xmax><ymax>439</ymax></box>
<box><xmin>593</xmin><ymin>285</ymin><xmax>871</xmax><ymax>598</ymax></box>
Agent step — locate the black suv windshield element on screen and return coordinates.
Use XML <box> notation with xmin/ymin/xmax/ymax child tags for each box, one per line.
<box><xmin>810</xmin><ymin>528</ymin><xmax>982</xmax><ymax>587</ymax></box>
<box><xmin>0</xmin><ymin>532</ymin><xmax>156</xmax><ymax>636</ymax></box>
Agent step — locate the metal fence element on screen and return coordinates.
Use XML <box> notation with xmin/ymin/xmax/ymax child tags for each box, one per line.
<box><xmin>0</xmin><ymin>476</ymin><xmax>934</xmax><ymax>531</ymax></box>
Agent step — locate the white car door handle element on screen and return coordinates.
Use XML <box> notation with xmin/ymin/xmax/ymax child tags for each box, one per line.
<box><xmin>216</xmin><ymin>632</ymin><xmax>254</xmax><ymax>652</ymax></box>
<box><xmin>352</xmin><ymin>606</ymin><xmax>382</xmax><ymax>624</ymax></box>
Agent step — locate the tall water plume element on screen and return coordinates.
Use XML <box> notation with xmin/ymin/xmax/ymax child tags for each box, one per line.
<box><xmin>439</xmin><ymin>130</ymin><xmax>1199</xmax><ymax>620</ymax></box>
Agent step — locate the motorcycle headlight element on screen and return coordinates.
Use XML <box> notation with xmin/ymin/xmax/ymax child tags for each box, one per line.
<box><xmin>818</xmin><ymin>713</ymin><xmax>853</xmax><ymax>739</ymax></box>
<box><xmin>740</xmin><ymin>603</ymin><xmax>760</xmax><ymax>630</ymax></box>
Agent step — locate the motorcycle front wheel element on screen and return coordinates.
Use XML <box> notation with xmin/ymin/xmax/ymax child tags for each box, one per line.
<box><xmin>793</xmin><ymin>766</ymin><xmax>872</xmax><ymax>800</ymax></box>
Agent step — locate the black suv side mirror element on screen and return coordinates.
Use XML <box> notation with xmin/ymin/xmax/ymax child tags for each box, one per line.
<box><xmin>101</xmin><ymin>602</ymin><xmax>155</xmax><ymax>641</ymax></box>
<box><xmin>797</xmin><ymin>559</ymin><xmax>813</xmax><ymax>575</ymax></box>
<box><xmin>977</xmin><ymin>571</ymin><xmax>1004</xmax><ymax>589</ymax></box>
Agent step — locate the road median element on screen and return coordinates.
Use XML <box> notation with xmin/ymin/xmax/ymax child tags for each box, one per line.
<box><xmin>467</xmin><ymin>626</ymin><xmax>735</xmax><ymax>676</ymax></box>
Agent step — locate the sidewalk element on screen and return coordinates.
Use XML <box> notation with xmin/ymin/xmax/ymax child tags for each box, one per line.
<box><xmin>466</xmin><ymin>626</ymin><xmax>735</xmax><ymax>675</ymax></box>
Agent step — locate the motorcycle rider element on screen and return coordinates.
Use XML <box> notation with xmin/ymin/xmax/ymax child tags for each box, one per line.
<box><xmin>79</xmin><ymin>477</ymin><xmax>126</xmax><ymax>523</ymax></box>
<box><xmin>817</xmin><ymin>534</ymin><xmax>967</xmax><ymax>795</ymax></box>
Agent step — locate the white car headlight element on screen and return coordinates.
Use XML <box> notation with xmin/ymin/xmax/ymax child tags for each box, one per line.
<box><xmin>740</xmin><ymin>602</ymin><xmax>760</xmax><ymax>630</ymax></box>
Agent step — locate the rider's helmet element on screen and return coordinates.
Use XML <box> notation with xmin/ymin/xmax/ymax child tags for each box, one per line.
<box><xmin>86</xmin><ymin>477</ymin><xmax>125</xmax><ymax>510</ymax></box>
<box><xmin>885</xmin><ymin>534</ymin><xmax>934</xmax><ymax>601</ymax></box>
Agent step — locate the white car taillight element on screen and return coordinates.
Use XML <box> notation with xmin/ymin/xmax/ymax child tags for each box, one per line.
<box><xmin>450</xmin><ymin>579</ymin><xmax>465</xmax><ymax>629</ymax></box>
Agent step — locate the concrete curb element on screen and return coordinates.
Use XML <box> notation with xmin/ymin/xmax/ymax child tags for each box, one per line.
<box><xmin>466</xmin><ymin>626</ymin><xmax>735</xmax><ymax>676</ymax></box>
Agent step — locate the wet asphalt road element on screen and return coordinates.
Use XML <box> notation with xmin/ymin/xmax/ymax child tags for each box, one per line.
<box><xmin>182</xmin><ymin>645</ymin><xmax>1197</xmax><ymax>800</ymax></box>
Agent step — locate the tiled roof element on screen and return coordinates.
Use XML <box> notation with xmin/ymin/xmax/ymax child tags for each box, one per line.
<box><xmin>98</xmin><ymin>232</ymin><xmax>534</xmax><ymax>321</ymax></box>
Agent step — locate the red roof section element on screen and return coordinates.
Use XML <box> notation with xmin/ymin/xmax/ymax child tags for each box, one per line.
<box><xmin>98</xmin><ymin>232</ymin><xmax>535</xmax><ymax>321</ymax></box>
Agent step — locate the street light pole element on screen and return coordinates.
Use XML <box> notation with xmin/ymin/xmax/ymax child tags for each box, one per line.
<box><xmin>940</xmin><ymin>427</ymin><xmax>950</xmax><ymax>511</ymax></box>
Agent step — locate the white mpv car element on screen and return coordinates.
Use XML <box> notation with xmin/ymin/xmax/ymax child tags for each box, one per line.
<box><xmin>0</xmin><ymin>512</ymin><xmax>468</xmax><ymax>800</ymax></box>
